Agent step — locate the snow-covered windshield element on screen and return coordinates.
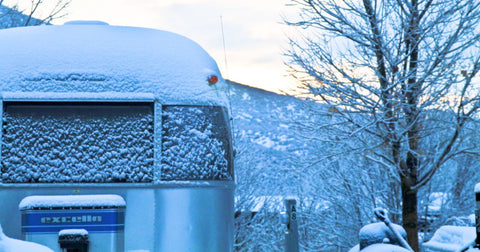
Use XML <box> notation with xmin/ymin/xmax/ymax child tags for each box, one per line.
<box><xmin>1</xmin><ymin>102</ymin><xmax>154</xmax><ymax>183</ymax></box>
<box><xmin>0</xmin><ymin>102</ymin><xmax>232</xmax><ymax>183</ymax></box>
<box><xmin>161</xmin><ymin>105</ymin><xmax>233</xmax><ymax>181</ymax></box>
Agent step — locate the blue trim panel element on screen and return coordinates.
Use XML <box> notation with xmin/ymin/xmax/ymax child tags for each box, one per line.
<box><xmin>21</xmin><ymin>209</ymin><xmax>125</xmax><ymax>233</ymax></box>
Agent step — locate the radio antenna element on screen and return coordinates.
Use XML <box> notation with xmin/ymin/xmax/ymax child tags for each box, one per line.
<box><xmin>220</xmin><ymin>15</ymin><xmax>236</xmax><ymax>147</ymax></box>
<box><xmin>220</xmin><ymin>15</ymin><xmax>229</xmax><ymax>78</ymax></box>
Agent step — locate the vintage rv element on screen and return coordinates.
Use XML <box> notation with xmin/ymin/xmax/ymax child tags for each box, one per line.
<box><xmin>0</xmin><ymin>21</ymin><xmax>234</xmax><ymax>251</ymax></box>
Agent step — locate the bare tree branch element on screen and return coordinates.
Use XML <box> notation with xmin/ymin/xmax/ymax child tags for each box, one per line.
<box><xmin>285</xmin><ymin>0</ymin><xmax>480</xmax><ymax>250</ymax></box>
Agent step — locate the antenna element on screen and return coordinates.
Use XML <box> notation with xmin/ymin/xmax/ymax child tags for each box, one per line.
<box><xmin>220</xmin><ymin>15</ymin><xmax>229</xmax><ymax>78</ymax></box>
<box><xmin>220</xmin><ymin>15</ymin><xmax>236</xmax><ymax>148</ymax></box>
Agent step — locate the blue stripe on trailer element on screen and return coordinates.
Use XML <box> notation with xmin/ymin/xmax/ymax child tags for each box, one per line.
<box><xmin>21</xmin><ymin>209</ymin><xmax>125</xmax><ymax>233</ymax></box>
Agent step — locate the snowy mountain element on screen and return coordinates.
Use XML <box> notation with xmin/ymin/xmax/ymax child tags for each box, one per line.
<box><xmin>227</xmin><ymin>80</ymin><xmax>322</xmax><ymax>196</ymax></box>
<box><xmin>228</xmin><ymin>81</ymin><xmax>340</xmax><ymax>251</ymax></box>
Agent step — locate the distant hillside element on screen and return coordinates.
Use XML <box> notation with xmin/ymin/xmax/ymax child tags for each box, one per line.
<box><xmin>227</xmin><ymin>80</ymin><xmax>325</xmax><ymax>196</ymax></box>
<box><xmin>0</xmin><ymin>4</ymin><xmax>46</xmax><ymax>29</ymax></box>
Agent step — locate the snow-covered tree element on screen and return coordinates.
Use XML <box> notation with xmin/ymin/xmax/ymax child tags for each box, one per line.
<box><xmin>0</xmin><ymin>0</ymin><xmax>70</xmax><ymax>28</ymax></box>
<box><xmin>285</xmin><ymin>0</ymin><xmax>480</xmax><ymax>250</ymax></box>
<box><xmin>288</xmin><ymin>102</ymin><xmax>403</xmax><ymax>250</ymax></box>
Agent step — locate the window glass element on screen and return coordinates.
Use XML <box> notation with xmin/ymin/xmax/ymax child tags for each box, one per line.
<box><xmin>1</xmin><ymin>102</ymin><xmax>154</xmax><ymax>183</ymax></box>
<box><xmin>161</xmin><ymin>105</ymin><xmax>233</xmax><ymax>181</ymax></box>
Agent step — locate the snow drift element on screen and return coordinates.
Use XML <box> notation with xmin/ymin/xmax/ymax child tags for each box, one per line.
<box><xmin>0</xmin><ymin>224</ymin><xmax>53</xmax><ymax>252</ymax></box>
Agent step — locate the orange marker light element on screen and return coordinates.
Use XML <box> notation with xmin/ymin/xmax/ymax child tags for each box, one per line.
<box><xmin>208</xmin><ymin>75</ymin><xmax>218</xmax><ymax>85</ymax></box>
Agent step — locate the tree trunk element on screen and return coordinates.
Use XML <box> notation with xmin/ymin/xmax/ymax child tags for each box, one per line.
<box><xmin>401</xmin><ymin>177</ymin><xmax>419</xmax><ymax>251</ymax></box>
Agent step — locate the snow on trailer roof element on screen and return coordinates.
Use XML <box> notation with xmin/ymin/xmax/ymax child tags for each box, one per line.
<box><xmin>19</xmin><ymin>195</ymin><xmax>126</xmax><ymax>210</ymax></box>
<box><xmin>0</xmin><ymin>22</ymin><xmax>227</xmax><ymax>106</ymax></box>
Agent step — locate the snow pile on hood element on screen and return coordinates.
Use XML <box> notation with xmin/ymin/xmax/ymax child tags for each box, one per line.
<box><xmin>19</xmin><ymin>194</ymin><xmax>126</xmax><ymax>210</ymax></box>
<box><xmin>360</xmin><ymin>244</ymin><xmax>411</xmax><ymax>252</ymax></box>
<box><xmin>422</xmin><ymin>226</ymin><xmax>475</xmax><ymax>252</ymax></box>
<box><xmin>348</xmin><ymin>222</ymin><xmax>411</xmax><ymax>251</ymax></box>
<box><xmin>0</xmin><ymin>224</ymin><xmax>53</xmax><ymax>252</ymax></box>
<box><xmin>0</xmin><ymin>24</ymin><xmax>227</xmax><ymax>105</ymax></box>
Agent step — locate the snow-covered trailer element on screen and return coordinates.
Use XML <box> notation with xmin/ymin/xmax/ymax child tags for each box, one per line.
<box><xmin>0</xmin><ymin>21</ymin><xmax>234</xmax><ymax>252</ymax></box>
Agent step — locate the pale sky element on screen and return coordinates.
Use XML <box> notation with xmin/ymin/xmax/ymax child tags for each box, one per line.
<box><xmin>6</xmin><ymin>0</ymin><xmax>300</xmax><ymax>94</ymax></box>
